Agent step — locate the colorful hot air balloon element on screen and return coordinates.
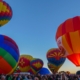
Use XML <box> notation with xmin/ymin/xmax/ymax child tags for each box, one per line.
<box><xmin>46</xmin><ymin>48</ymin><xmax>66</xmax><ymax>66</ymax></box>
<box><xmin>18</xmin><ymin>55</ymin><xmax>33</xmax><ymax>72</ymax></box>
<box><xmin>38</xmin><ymin>67</ymin><xmax>51</xmax><ymax>75</ymax></box>
<box><xmin>47</xmin><ymin>62</ymin><xmax>62</xmax><ymax>74</ymax></box>
<box><xmin>0</xmin><ymin>0</ymin><xmax>12</xmax><ymax>27</ymax></box>
<box><xmin>30</xmin><ymin>58</ymin><xmax>44</xmax><ymax>75</ymax></box>
<box><xmin>0</xmin><ymin>34</ymin><xmax>19</xmax><ymax>74</ymax></box>
<box><xmin>56</xmin><ymin>16</ymin><xmax>80</xmax><ymax>66</ymax></box>
<box><xmin>76</xmin><ymin>70</ymin><xmax>80</xmax><ymax>75</ymax></box>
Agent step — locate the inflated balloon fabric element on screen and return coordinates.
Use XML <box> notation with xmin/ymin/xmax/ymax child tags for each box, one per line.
<box><xmin>0</xmin><ymin>0</ymin><xmax>12</xmax><ymax>27</ymax></box>
<box><xmin>56</xmin><ymin>16</ymin><xmax>80</xmax><ymax>66</ymax></box>
<box><xmin>46</xmin><ymin>48</ymin><xmax>66</xmax><ymax>66</ymax></box>
<box><xmin>38</xmin><ymin>67</ymin><xmax>50</xmax><ymax>75</ymax></box>
<box><xmin>30</xmin><ymin>58</ymin><xmax>44</xmax><ymax>74</ymax></box>
<box><xmin>18</xmin><ymin>55</ymin><xmax>33</xmax><ymax>72</ymax></box>
<box><xmin>0</xmin><ymin>35</ymin><xmax>19</xmax><ymax>74</ymax></box>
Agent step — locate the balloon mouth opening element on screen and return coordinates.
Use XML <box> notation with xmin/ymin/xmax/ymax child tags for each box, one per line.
<box><xmin>76</xmin><ymin>65</ymin><xmax>80</xmax><ymax>67</ymax></box>
<box><xmin>67</xmin><ymin>53</ymin><xmax>80</xmax><ymax>67</ymax></box>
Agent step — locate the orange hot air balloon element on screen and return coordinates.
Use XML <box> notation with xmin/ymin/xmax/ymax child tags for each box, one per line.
<box><xmin>18</xmin><ymin>55</ymin><xmax>33</xmax><ymax>72</ymax></box>
<box><xmin>56</xmin><ymin>16</ymin><xmax>80</xmax><ymax>66</ymax></box>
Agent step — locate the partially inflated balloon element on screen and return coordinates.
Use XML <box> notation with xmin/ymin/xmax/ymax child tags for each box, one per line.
<box><xmin>56</xmin><ymin>16</ymin><xmax>80</xmax><ymax>66</ymax></box>
<box><xmin>76</xmin><ymin>70</ymin><xmax>80</xmax><ymax>75</ymax></box>
<box><xmin>0</xmin><ymin>35</ymin><xmax>19</xmax><ymax>74</ymax></box>
<box><xmin>18</xmin><ymin>55</ymin><xmax>33</xmax><ymax>72</ymax></box>
<box><xmin>30</xmin><ymin>58</ymin><xmax>44</xmax><ymax>74</ymax></box>
<box><xmin>0</xmin><ymin>0</ymin><xmax>12</xmax><ymax>27</ymax></box>
<box><xmin>46</xmin><ymin>48</ymin><xmax>66</xmax><ymax>66</ymax></box>
<box><xmin>47</xmin><ymin>62</ymin><xmax>62</xmax><ymax>74</ymax></box>
<box><xmin>38</xmin><ymin>67</ymin><xmax>50</xmax><ymax>75</ymax></box>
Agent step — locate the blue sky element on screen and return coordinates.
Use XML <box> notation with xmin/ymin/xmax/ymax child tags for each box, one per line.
<box><xmin>2</xmin><ymin>0</ymin><xmax>80</xmax><ymax>73</ymax></box>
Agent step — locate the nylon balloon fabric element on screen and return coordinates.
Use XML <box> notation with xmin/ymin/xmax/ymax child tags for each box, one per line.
<box><xmin>0</xmin><ymin>35</ymin><xmax>19</xmax><ymax>74</ymax></box>
<box><xmin>18</xmin><ymin>55</ymin><xmax>33</xmax><ymax>72</ymax></box>
<box><xmin>46</xmin><ymin>48</ymin><xmax>66</xmax><ymax>66</ymax></box>
<box><xmin>47</xmin><ymin>62</ymin><xmax>62</xmax><ymax>74</ymax></box>
<box><xmin>56</xmin><ymin>16</ymin><xmax>80</xmax><ymax>66</ymax></box>
<box><xmin>38</xmin><ymin>67</ymin><xmax>50</xmax><ymax>75</ymax></box>
<box><xmin>0</xmin><ymin>0</ymin><xmax>12</xmax><ymax>27</ymax></box>
<box><xmin>30</xmin><ymin>58</ymin><xmax>44</xmax><ymax>74</ymax></box>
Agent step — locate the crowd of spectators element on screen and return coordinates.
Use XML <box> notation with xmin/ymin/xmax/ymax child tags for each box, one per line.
<box><xmin>0</xmin><ymin>72</ymin><xmax>80</xmax><ymax>80</ymax></box>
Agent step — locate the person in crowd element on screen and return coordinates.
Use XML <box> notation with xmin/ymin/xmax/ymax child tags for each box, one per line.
<box><xmin>12</xmin><ymin>76</ymin><xmax>16</xmax><ymax>80</ymax></box>
<box><xmin>6</xmin><ymin>75</ymin><xmax>12</xmax><ymax>80</ymax></box>
<box><xmin>55</xmin><ymin>74</ymin><xmax>60</xmax><ymax>80</ymax></box>
<box><xmin>34</xmin><ymin>76</ymin><xmax>41</xmax><ymax>80</ymax></box>
<box><xmin>78</xmin><ymin>75</ymin><xmax>80</xmax><ymax>80</ymax></box>
<box><xmin>16</xmin><ymin>74</ymin><xmax>21</xmax><ymax>80</ymax></box>
<box><xmin>60</xmin><ymin>73</ymin><xmax>68</xmax><ymax>80</ymax></box>
<box><xmin>1</xmin><ymin>75</ymin><xmax>5</xmax><ymax>80</ymax></box>
<box><xmin>41</xmin><ymin>76</ymin><xmax>48</xmax><ymax>80</ymax></box>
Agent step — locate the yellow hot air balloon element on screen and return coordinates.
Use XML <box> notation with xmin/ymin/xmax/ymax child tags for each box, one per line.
<box><xmin>18</xmin><ymin>55</ymin><xmax>33</xmax><ymax>72</ymax></box>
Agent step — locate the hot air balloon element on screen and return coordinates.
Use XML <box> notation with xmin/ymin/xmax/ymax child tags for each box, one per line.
<box><xmin>38</xmin><ymin>67</ymin><xmax>51</xmax><ymax>75</ymax></box>
<box><xmin>0</xmin><ymin>0</ymin><xmax>12</xmax><ymax>27</ymax></box>
<box><xmin>46</xmin><ymin>48</ymin><xmax>66</xmax><ymax>66</ymax></box>
<box><xmin>30</xmin><ymin>58</ymin><xmax>44</xmax><ymax>75</ymax></box>
<box><xmin>47</xmin><ymin>62</ymin><xmax>62</xmax><ymax>74</ymax></box>
<box><xmin>18</xmin><ymin>55</ymin><xmax>33</xmax><ymax>72</ymax></box>
<box><xmin>76</xmin><ymin>70</ymin><xmax>80</xmax><ymax>75</ymax></box>
<box><xmin>0</xmin><ymin>34</ymin><xmax>19</xmax><ymax>74</ymax></box>
<box><xmin>56</xmin><ymin>16</ymin><xmax>80</xmax><ymax>66</ymax></box>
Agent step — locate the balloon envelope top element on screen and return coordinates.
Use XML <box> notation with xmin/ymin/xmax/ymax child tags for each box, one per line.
<box><xmin>46</xmin><ymin>48</ymin><xmax>66</xmax><ymax>66</ymax></box>
<box><xmin>56</xmin><ymin>16</ymin><xmax>80</xmax><ymax>40</ymax></box>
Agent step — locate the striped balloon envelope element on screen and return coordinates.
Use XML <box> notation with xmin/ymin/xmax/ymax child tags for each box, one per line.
<box><xmin>0</xmin><ymin>0</ymin><xmax>12</xmax><ymax>27</ymax></box>
<box><xmin>18</xmin><ymin>55</ymin><xmax>33</xmax><ymax>72</ymax></box>
<box><xmin>0</xmin><ymin>35</ymin><xmax>19</xmax><ymax>74</ymax></box>
<box><xmin>56</xmin><ymin>16</ymin><xmax>80</xmax><ymax>66</ymax></box>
